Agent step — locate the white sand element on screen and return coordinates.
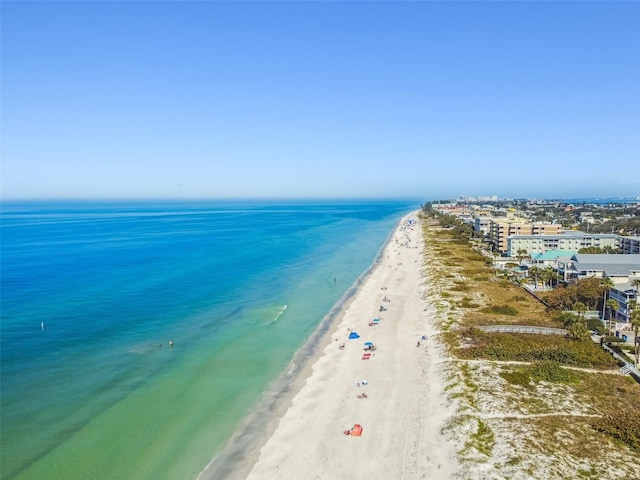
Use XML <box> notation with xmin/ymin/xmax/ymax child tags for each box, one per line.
<box><xmin>245</xmin><ymin>213</ymin><xmax>459</xmax><ymax>480</ymax></box>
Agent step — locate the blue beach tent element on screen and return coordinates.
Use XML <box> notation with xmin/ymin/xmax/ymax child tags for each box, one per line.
<box><xmin>348</xmin><ymin>332</ymin><xmax>360</xmax><ymax>339</ymax></box>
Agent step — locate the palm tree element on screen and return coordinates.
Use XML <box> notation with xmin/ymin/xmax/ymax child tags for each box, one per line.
<box><xmin>626</xmin><ymin>280</ymin><xmax>640</xmax><ymax>366</ymax></box>
<box><xmin>516</xmin><ymin>249</ymin><xmax>528</xmax><ymax>264</ymax></box>
<box><xmin>548</xmin><ymin>267</ymin><xmax>562</xmax><ymax>287</ymax></box>
<box><xmin>528</xmin><ymin>266</ymin><xmax>542</xmax><ymax>289</ymax></box>
<box><xmin>629</xmin><ymin>305</ymin><xmax>640</xmax><ymax>367</ymax></box>
<box><xmin>573</xmin><ymin>301</ymin><xmax>587</xmax><ymax>320</ymax></box>
<box><xmin>606</xmin><ymin>299</ymin><xmax>619</xmax><ymax>336</ymax></box>
<box><xmin>600</xmin><ymin>276</ymin><xmax>615</xmax><ymax>321</ymax></box>
<box><xmin>540</xmin><ymin>267</ymin><xmax>551</xmax><ymax>289</ymax></box>
<box><xmin>541</xmin><ymin>266</ymin><xmax>560</xmax><ymax>289</ymax></box>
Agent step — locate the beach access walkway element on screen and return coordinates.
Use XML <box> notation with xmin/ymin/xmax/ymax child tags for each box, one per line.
<box><xmin>476</xmin><ymin>325</ymin><xmax>568</xmax><ymax>336</ymax></box>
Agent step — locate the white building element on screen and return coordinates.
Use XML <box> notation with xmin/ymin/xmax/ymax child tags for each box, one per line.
<box><xmin>557</xmin><ymin>254</ymin><xmax>640</xmax><ymax>284</ymax></box>
<box><xmin>621</xmin><ymin>236</ymin><xmax>640</xmax><ymax>254</ymax></box>
<box><xmin>507</xmin><ymin>232</ymin><xmax>620</xmax><ymax>257</ymax></box>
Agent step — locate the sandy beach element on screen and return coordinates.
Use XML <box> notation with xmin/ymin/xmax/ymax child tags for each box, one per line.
<box><xmin>244</xmin><ymin>213</ymin><xmax>458</xmax><ymax>480</ymax></box>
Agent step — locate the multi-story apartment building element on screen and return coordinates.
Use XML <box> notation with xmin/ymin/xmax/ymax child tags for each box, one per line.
<box><xmin>491</xmin><ymin>222</ymin><xmax>562</xmax><ymax>255</ymax></box>
<box><xmin>491</xmin><ymin>222</ymin><xmax>534</xmax><ymax>254</ymax></box>
<box><xmin>532</xmin><ymin>224</ymin><xmax>563</xmax><ymax>236</ymax></box>
<box><xmin>609</xmin><ymin>282</ymin><xmax>638</xmax><ymax>323</ymax></box>
<box><xmin>473</xmin><ymin>216</ymin><xmax>493</xmax><ymax>235</ymax></box>
<box><xmin>621</xmin><ymin>236</ymin><xmax>640</xmax><ymax>254</ymax></box>
<box><xmin>507</xmin><ymin>232</ymin><xmax>620</xmax><ymax>257</ymax></box>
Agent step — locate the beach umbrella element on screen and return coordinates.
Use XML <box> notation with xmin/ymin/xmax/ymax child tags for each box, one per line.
<box><xmin>348</xmin><ymin>332</ymin><xmax>360</xmax><ymax>339</ymax></box>
<box><xmin>364</xmin><ymin>341</ymin><xmax>374</xmax><ymax>346</ymax></box>
<box><xmin>343</xmin><ymin>423</ymin><xmax>364</xmax><ymax>436</ymax></box>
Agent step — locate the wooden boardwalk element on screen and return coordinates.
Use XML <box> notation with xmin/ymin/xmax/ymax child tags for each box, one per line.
<box><xmin>476</xmin><ymin>325</ymin><xmax>568</xmax><ymax>336</ymax></box>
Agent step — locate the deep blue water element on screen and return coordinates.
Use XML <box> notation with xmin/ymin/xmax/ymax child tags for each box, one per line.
<box><xmin>0</xmin><ymin>200</ymin><xmax>415</xmax><ymax>479</ymax></box>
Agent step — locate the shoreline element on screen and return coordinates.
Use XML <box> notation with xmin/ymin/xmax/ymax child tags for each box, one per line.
<box><xmin>197</xmin><ymin>213</ymin><xmax>406</xmax><ymax>480</ymax></box>
<box><xmin>201</xmin><ymin>211</ymin><xmax>459</xmax><ymax>479</ymax></box>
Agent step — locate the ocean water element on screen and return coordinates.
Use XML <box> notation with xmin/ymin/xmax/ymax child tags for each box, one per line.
<box><xmin>0</xmin><ymin>200</ymin><xmax>415</xmax><ymax>480</ymax></box>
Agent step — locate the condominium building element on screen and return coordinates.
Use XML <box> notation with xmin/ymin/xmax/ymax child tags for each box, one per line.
<box><xmin>491</xmin><ymin>222</ymin><xmax>562</xmax><ymax>254</ymax></box>
<box><xmin>507</xmin><ymin>232</ymin><xmax>620</xmax><ymax>257</ymax></box>
<box><xmin>473</xmin><ymin>216</ymin><xmax>493</xmax><ymax>235</ymax></box>
<box><xmin>609</xmin><ymin>282</ymin><xmax>638</xmax><ymax>323</ymax></box>
<box><xmin>491</xmin><ymin>222</ymin><xmax>534</xmax><ymax>254</ymax></box>
<box><xmin>621</xmin><ymin>236</ymin><xmax>640</xmax><ymax>254</ymax></box>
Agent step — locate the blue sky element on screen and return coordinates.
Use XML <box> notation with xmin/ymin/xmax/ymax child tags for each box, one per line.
<box><xmin>2</xmin><ymin>1</ymin><xmax>639</xmax><ymax>201</ymax></box>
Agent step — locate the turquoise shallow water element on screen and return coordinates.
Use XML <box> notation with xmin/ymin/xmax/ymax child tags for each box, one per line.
<box><xmin>0</xmin><ymin>200</ymin><xmax>415</xmax><ymax>479</ymax></box>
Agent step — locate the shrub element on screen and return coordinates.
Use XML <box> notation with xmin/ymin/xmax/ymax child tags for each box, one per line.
<box><xmin>500</xmin><ymin>360</ymin><xmax>578</xmax><ymax>387</ymax></box>
<box><xmin>471</xmin><ymin>419</ymin><xmax>495</xmax><ymax>456</ymax></box>
<box><xmin>590</xmin><ymin>408</ymin><xmax>640</xmax><ymax>451</ymax></box>
<box><xmin>554</xmin><ymin>311</ymin><xmax>579</xmax><ymax>326</ymax></box>
<box><xmin>529</xmin><ymin>360</ymin><xmax>579</xmax><ymax>383</ymax></box>
<box><xmin>586</xmin><ymin>318</ymin><xmax>605</xmax><ymax>332</ymax></box>
<box><xmin>500</xmin><ymin>369</ymin><xmax>532</xmax><ymax>387</ymax></box>
<box><xmin>461</xmin><ymin>297</ymin><xmax>479</xmax><ymax>308</ymax></box>
<box><xmin>482</xmin><ymin>305</ymin><xmax>519</xmax><ymax>316</ymax></box>
<box><xmin>603</xmin><ymin>336</ymin><xmax>625</xmax><ymax>344</ymax></box>
<box><xmin>456</xmin><ymin>328</ymin><xmax>618</xmax><ymax>369</ymax></box>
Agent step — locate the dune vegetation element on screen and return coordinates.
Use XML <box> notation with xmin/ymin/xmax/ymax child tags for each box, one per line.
<box><xmin>420</xmin><ymin>211</ymin><xmax>640</xmax><ymax>479</ymax></box>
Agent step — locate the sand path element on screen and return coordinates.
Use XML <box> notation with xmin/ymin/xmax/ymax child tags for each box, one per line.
<box><xmin>245</xmin><ymin>214</ymin><xmax>458</xmax><ymax>480</ymax></box>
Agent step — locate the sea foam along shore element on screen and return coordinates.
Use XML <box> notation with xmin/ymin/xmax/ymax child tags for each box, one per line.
<box><xmin>238</xmin><ymin>212</ymin><xmax>459</xmax><ymax>480</ymax></box>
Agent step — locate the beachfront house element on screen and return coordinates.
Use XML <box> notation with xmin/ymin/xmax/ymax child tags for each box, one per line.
<box><xmin>557</xmin><ymin>254</ymin><xmax>640</xmax><ymax>285</ymax></box>
<box><xmin>609</xmin><ymin>282</ymin><xmax>639</xmax><ymax>323</ymax></box>
<box><xmin>528</xmin><ymin>250</ymin><xmax>576</xmax><ymax>268</ymax></box>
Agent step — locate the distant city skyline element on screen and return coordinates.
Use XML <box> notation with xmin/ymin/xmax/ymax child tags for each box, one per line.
<box><xmin>452</xmin><ymin>195</ymin><xmax>640</xmax><ymax>203</ymax></box>
<box><xmin>2</xmin><ymin>2</ymin><xmax>639</xmax><ymax>200</ymax></box>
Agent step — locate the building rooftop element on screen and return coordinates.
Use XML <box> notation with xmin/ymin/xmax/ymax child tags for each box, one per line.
<box><xmin>611</xmin><ymin>281</ymin><xmax>639</xmax><ymax>294</ymax></box>
<box><xmin>572</xmin><ymin>254</ymin><xmax>640</xmax><ymax>264</ymax></box>
<box><xmin>570</xmin><ymin>254</ymin><xmax>640</xmax><ymax>277</ymax></box>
